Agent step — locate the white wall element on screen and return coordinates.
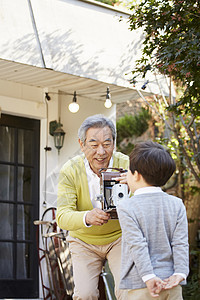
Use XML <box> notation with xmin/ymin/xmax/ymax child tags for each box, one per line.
<box><xmin>0</xmin><ymin>80</ymin><xmax>45</xmax><ymax>119</ymax></box>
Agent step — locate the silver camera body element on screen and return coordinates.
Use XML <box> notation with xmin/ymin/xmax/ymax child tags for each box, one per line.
<box><xmin>112</xmin><ymin>183</ymin><xmax>128</xmax><ymax>206</ymax></box>
<box><xmin>96</xmin><ymin>168</ymin><xmax>128</xmax><ymax>219</ymax></box>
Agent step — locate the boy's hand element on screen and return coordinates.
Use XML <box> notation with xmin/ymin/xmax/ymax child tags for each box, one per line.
<box><xmin>163</xmin><ymin>274</ymin><xmax>184</xmax><ymax>289</ymax></box>
<box><xmin>115</xmin><ymin>172</ymin><xmax>128</xmax><ymax>184</ymax></box>
<box><xmin>146</xmin><ymin>277</ymin><xmax>166</xmax><ymax>298</ymax></box>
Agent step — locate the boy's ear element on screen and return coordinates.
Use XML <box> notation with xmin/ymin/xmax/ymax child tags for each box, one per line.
<box><xmin>133</xmin><ymin>170</ymin><xmax>140</xmax><ymax>182</ymax></box>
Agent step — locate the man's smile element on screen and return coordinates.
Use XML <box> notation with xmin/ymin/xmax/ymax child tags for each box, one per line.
<box><xmin>95</xmin><ymin>158</ymin><xmax>106</xmax><ymax>161</ymax></box>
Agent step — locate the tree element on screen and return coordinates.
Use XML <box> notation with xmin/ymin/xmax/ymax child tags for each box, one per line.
<box><xmin>116</xmin><ymin>108</ymin><xmax>152</xmax><ymax>154</ymax></box>
<box><xmin>127</xmin><ymin>0</ymin><xmax>200</xmax><ymax>186</ymax></box>
<box><xmin>126</xmin><ymin>4</ymin><xmax>200</xmax><ymax>296</ymax></box>
<box><xmin>129</xmin><ymin>0</ymin><xmax>200</xmax><ymax>115</ymax></box>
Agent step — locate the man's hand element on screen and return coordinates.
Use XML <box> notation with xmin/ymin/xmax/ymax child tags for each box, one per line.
<box><xmin>85</xmin><ymin>208</ymin><xmax>110</xmax><ymax>226</ymax></box>
<box><xmin>146</xmin><ymin>277</ymin><xmax>166</xmax><ymax>298</ymax></box>
<box><xmin>163</xmin><ymin>274</ymin><xmax>184</xmax><ymax>289</ymax></box>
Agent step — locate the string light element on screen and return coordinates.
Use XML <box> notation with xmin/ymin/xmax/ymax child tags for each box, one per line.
<box><xmin>68</xmin><ymin>91</ymin><xmax>79</xmax><ymax>113</ymax></box>
<box><xmin>104</xmin><ymin>87</ymin><xmax>112</xmax><ymax>108</ymax></box>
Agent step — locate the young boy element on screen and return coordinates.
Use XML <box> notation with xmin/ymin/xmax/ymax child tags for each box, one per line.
<box><xmin>117</xmin><ymin>141</ymin><xmax>189</xmax><ymax>299</ymax></box>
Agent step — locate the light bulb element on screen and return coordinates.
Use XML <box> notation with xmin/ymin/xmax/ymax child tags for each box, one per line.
<box><xmin>68</xmin><ymin>102</ymin><xmax>79</xmax><ymax>113</ymax></box>
<box><xmin>104</xmin><ymin>98</ymin><xmax>112</xmax><ymax>108</ymax></box>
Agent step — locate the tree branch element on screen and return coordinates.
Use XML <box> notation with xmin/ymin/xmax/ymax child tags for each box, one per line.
<box><xmin>180</xmin><ymin>116</ymin><xmax>200</xmax><ymax>170</ymax></box>
<box><xmin>175</xmin><ymin>132</ymin><xmax>200</xmax><ymax>184</ymax></box>
<box><xmin>136</xmin><ymin>89</ymin><xmax>173</xmax><ymax>132</ymax></box>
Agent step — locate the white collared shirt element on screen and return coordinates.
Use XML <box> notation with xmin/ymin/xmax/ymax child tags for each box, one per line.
<box><xmin>83</xmin><ymin>156</ymin><xmax>113</xmax><ymax>226</ymax></box>
<box><xmin>133</xmin><ymin>186</ymin><xmax>186</xmax><ymax>283</ymax></box>
<box><xmin>134</xmin><ymin>186</ymin><xmax>163</xmax><ymax>196</ymax></box>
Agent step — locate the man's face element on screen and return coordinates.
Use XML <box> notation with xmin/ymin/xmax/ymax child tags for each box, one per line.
<box><xmin>79</xmin><ymin>126</ymin><xmax>115</xmax><ymax>175</ymax></box>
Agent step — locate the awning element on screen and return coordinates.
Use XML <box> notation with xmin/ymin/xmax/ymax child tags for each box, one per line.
<box><xmin>0</xmin><ymin>58</ymin><xmax>146</xmax><ymax>104</ymax></box>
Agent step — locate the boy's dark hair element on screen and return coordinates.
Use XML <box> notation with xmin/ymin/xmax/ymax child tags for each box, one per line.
<box><xmin>129</xmin><ymin>141</ymin><xmax>176</xmax><ymax>187</ymax></box>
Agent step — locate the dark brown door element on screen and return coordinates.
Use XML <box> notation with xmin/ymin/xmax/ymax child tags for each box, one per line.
<box><xmin>0</xmin><ymin>113</ymin><xmax>40</xmax><ymax>298</ymax></box>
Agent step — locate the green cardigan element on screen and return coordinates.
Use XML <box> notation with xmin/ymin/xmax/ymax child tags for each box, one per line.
<box><xmin>56</xmin><ymin>152</ymin><xmax>129</xmax><ymax>245</ymax></box>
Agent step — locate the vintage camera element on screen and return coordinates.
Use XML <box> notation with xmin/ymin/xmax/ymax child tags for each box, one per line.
<box><xmin>96</xmin><ymin>168</ymin><xmax>128</xmax><ymax>219</ymax></box>
<box><xmin>112</xmin><ymin>183</ymin><xmax>128</xmax><ymax>206</ymax></box>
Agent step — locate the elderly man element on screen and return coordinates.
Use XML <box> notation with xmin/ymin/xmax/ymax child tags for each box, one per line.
<box><xmin>56</xmin><ymin>114</ymin><xmax>129</xmax><ymax>300</ymax></box>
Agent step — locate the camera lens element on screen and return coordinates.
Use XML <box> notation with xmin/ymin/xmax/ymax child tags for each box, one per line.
<box><xmin>118</xmin><ymin>192</ymin><xmax>124</xmax><ymax>198</ymax></box>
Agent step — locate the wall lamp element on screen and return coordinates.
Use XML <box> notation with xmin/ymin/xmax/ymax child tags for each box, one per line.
<box><xmin>104</xmin><ymin>87</ymin><xmax>112</xmax><ymax>108</ymax></box>
<box><xmin>49</xmin><ymin>120</ymin><xmax>66</xmax><ymax>154</ymax></box>
<box><xmin>68</xmin><ymin>91</ymin><xmax>79</xmax><ymax>113</ymax></box>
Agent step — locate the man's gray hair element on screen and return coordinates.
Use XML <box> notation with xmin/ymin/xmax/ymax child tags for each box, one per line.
<box><xmin>78</xmin><ymin>114</ymin><xmax>116</xmax><ymax>143</ymax></box>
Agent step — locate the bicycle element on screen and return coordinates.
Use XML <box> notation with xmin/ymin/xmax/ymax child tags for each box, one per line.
<box><xmin>34</xmin><ymin>207</ymin><xmax>115</xmax><ymax>300</ymax></box>
<box><xmin>34</xmin><ymin>207</ymin><xmax>74</xmax><ymax>300</ymax></box>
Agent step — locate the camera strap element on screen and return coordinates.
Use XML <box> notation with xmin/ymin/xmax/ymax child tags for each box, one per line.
<box><xmin>98</xmin><ymin>167</ymin><xmax>127</xmax><ymax>175</ymax></box>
